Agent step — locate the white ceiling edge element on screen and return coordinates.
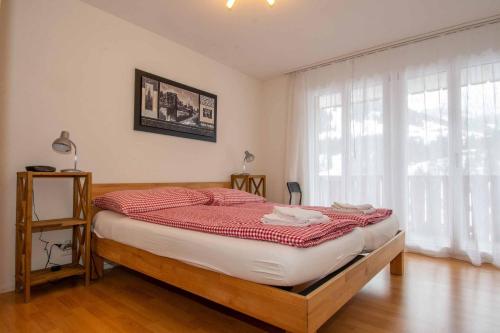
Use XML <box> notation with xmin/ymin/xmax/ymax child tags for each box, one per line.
<box><xmin>80</xmin><ymin>0</ymin><xmax>500</xmax><ymax>80</ymax></box>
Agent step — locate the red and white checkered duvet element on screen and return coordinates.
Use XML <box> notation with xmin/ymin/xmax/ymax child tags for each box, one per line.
<box><xmin>127</xmin><ymin>203</ymin><xmax>392</xmax><ymax>248</ymax></box>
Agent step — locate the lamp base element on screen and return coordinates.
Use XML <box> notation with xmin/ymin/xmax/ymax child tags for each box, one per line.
<box><xmin>60</xmin><ymin>169</ymin><xmax>82</xmax><ymax>173</ymax></box>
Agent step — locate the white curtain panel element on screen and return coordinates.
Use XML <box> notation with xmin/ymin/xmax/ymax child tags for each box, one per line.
<box><xmin>286</xmin><ymin>23</ymin><xmax>500</xmax><ymax>267</ymax></box>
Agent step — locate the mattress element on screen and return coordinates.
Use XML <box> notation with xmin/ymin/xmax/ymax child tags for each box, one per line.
<box><xmin>359</xmin><ymin>214</ymin><xmax>399</xmax><ymax>251</ymax></box>
<box><xmin>93</xmin><ymin>210</ymin><xmax>364</xmax><ymax>286</ymax></box>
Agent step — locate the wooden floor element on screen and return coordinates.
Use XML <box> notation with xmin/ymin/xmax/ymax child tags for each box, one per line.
<box><xmin>0</xmin><ymin>253</ymin><xmax>499</xmax><ymax>333</ymax></box>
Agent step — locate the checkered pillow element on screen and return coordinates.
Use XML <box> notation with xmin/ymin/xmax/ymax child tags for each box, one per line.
<box><xmin>199</xmin><ymin>188</ymin><xmax>265</xmax><ymax>206</ymax></box>
<box><xmin>93</xmin><ymin>187</ymin><xmax>211</xmax><ymax>215</ymax></box>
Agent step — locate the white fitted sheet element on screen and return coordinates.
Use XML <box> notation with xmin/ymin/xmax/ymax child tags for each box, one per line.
<box><xmin>359</xmin><ymin>214</ymin><xmax>399</xmax><ymax>251</ymax></box>
<box><xmin>93</xmin><ymin>210</ymin><xmax>364</xmax><ymax>286</ymax></box>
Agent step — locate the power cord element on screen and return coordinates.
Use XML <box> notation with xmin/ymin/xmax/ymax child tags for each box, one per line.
<box><xmin>32</xmin><ymin>189</ymin><xmax>63</xmax><ymax>269</ymax></box>
<box><xmin>32</xmin><ymin>189</ymin><xmax>40</xmax><ymax>222</ymax></box>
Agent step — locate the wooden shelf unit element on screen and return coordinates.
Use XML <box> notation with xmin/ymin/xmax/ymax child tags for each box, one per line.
<box><xmin>230</xmin><ymin>174</ymin><xmax>266</xmax><ymax>197</ymax></box>
<box><xmin>30</xmin><ymin>264</ymin><xmax>86</xmax><ymax>287</ymax></box>
<box><xmin>31</xmin><ymin>218</ymin><xmax>88</xmax><ymax>229</ymax></box>
<box><xmin>15</xmin><ymin>171</ymin><xmax>92</xmax><ymax>302</ymax></box>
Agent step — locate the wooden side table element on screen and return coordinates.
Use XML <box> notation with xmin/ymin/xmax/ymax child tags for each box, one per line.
<box><xmin>230</xmin><ymin>174</ymin><xmax>266</xmax><ymax>197</ymax></box>
<box><xmin>15</xmin><ymin>171</ymin><xmax>92</xmax><ymax>302</ymax></box>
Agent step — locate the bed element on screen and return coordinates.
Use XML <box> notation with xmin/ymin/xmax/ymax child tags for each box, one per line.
<box><xmin>90</xmin><ymin>182</ymin><xmax>405</xmax><ymax>333</ymax></box>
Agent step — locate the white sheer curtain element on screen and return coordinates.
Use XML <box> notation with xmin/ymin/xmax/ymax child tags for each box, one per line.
<box><xmin>286</xmin><ymin>23</ymin><xmax>500</xmax><ymax>267</ymax></box>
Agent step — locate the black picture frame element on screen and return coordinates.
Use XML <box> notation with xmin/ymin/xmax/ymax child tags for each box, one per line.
<box><xmin>134</xmin><ymin>69</ymin><xmax>217</xmax><ymax>142</ymax></box>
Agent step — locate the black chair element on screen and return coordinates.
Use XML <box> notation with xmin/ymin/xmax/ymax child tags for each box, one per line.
<box><xmin>287</xmin><ymin>182</ymin><xmax>302</xmax><ymax>205</ymax></box>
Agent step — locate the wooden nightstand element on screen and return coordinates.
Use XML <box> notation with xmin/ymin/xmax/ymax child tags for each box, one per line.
<box><xmin>230</xmin><ymin>174</ymin><xmax>266</xmax><ymax>197</ymax></box>
<box><xmin>15</xmin><ymin>171</ymin><xmax>92</xmax><ymax>302</ymax></box>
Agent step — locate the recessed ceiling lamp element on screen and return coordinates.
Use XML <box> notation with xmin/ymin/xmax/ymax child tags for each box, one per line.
<box><xmin>226</xmin><ymin>0</ymin><xmax>275</xmax><ymax>9</ymax></box>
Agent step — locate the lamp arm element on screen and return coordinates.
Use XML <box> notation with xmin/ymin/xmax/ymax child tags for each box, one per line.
<box><xmin>70</xmin><ymin>141</ymin><xmax>78</xmax><ymax>171</ymax></box>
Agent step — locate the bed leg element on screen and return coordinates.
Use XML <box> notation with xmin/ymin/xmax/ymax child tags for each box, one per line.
<box><xmin>390</xmin><ymin>251</ymin><xmax>404</xmax><ymax>275</ymax></box>
<box><xmin>91</xmin><ymin>235</ymin><xmax>104</xmax><ymax>280</ymax></box>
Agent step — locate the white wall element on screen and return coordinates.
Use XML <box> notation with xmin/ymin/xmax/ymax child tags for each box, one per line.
<box><xmin>0</xmin><ymin>0</ymin><xmax>266</xmax><ymax>292</ymax></box>
<box><xmin>260</xmin><ymin>76</ymin><xmax>289</xmax><ymax>203</ymax></box>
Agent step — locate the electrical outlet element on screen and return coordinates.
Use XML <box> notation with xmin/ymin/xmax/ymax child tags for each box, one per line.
<box><xmin>61</xmin><ymin>241</ymin><xmax>73</xmax><ymax>256</ymax></box>
<box><xmin>60</xmin><ymin>240</ymin><xmax>72</xmax><ymax>251</ymax></box>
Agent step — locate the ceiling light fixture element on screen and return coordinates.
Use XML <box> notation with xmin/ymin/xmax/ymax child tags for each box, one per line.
<box><xmin>226</xmin><ymin>0</ymin><xmax>275</xmax><ymax>9</ymax></box>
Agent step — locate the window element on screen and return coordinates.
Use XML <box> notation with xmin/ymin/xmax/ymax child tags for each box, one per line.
<box><xmin>460</xmin><ymin>62</ymin><xmax>500</xmax><ymax>255</ymax></box>
<box><xmin>406</xmin><ymin>71</ymin><xmax>450</xmax><ymax>249</ymax></box>
<box><xmin>317</xmin><ymin>92</ymin><xmax>342</xmax><ymax>177</ymax></box>
<box><xmin>292</xmin><ymin>26</ymin><xmax>500</xmax><ymax>266</ymax></box>
<box><xmin>312</xmin><ymin>78</ymin><xmax>384</xmax><ymax>206</ymax></box>
<box><xmin>349</xmin><ymin>79</ymin><xmax>384</xmax><ymax>205</ymax></box>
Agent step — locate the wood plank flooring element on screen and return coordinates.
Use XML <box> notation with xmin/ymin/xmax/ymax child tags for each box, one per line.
<box><xmin>0</xmin><ymin>253</ymin><xmax>499</xmax><ymax>333</ymax></box>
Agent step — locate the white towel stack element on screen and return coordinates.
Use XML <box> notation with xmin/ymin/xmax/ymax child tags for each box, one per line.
<box><xmin>331</xmin><ymin>202</ymin><xmax>376</xmax><ymax>215</ymax></box>
<box><xmin>262</xmin><ymin>206</ymin><xmax>330</xmax><ymax>226</ymax></box>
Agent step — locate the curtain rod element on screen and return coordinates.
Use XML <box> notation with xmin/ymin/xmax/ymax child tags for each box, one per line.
<box><xmin>286</xmin><ymin>13</ymin><xmax>500</xmax><ymax>75</ymax></box>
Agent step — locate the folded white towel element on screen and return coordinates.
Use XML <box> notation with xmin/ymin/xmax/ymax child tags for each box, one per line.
<box><xmin>273</xmin><ymin>206</ymin><xmax>324</xmax><ymax>221</ymax></box>
<box><xmin>331</xmin><ymin>207</ymin><xmax>376</xmax><ymax>215</ymax></box>
<box><xmin>333</xmin><ymin>202</ymin><xmax>374</xmax><ymax>210</ymax></box>
<box><xmin>331</xmin><ymin>202</ymin><xmax>376</xmax><ymax>215</ymax></box>
<box><xmin>261</xmin><ymin>213</ymin><xmax>330</xmax><ymax>227</ymax></box>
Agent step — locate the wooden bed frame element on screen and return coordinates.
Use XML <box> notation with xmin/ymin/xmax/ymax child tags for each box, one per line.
<box><xmin>90</xmin><ymin>182</ymin><xmax>405</xmax><ymax>333</ymax></box>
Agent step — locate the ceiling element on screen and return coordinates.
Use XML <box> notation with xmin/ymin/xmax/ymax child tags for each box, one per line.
<box><xmin>81</xmin><ymin>0</ymin><xmax>500</xmax><ymax>79</ymax></box>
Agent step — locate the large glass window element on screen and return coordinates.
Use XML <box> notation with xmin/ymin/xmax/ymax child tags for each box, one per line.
<box><xmin>349</xmin><ymin>79</ymin><xmax>384</xmax><ymax>205</ymax></box>
<box><xmin>406</xmin><ymin>71</ymin><xmax>450</xmax><ymax>249</ymax></box>
<box><xmin>312</xmin><ymin>78</ymin><xmax>384</xmax><ymax>206</ymax></box>
<box><xmin>460</xmin><ymin>62</ymin><xmax>500</xmax><ymax>255</ymax></box>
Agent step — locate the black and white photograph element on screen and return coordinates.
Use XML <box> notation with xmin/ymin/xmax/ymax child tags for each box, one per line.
<box><xmin>200</xmin><ymin>95</ymin><xmax>216</xmax><ymax>129</ymax></box>
<box><xmin>159</xmin><ymin>82</ymin><xmax>200</xmax><ymax>125</ymax></box>
<box><xmin>141</xmin><ymin>77</ymin><xmax>158</xmax><ymax>119</ymax></box>
<box><xmin>134</xmin><ymin>69</ymin><xmax>217</xmax><ymax>142</ymax></box>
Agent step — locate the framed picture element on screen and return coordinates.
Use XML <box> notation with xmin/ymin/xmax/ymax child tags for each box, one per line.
<box><xmin>134</xmin><ymin>69</ymin><xmax>217</xmax><ymax>142</ymax></box>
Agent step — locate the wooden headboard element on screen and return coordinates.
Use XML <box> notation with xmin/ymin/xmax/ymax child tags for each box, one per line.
<box><xmin>91</xmin><ymin>181</ymin><xmax>231</xmax><ymax>199</ymax></box>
